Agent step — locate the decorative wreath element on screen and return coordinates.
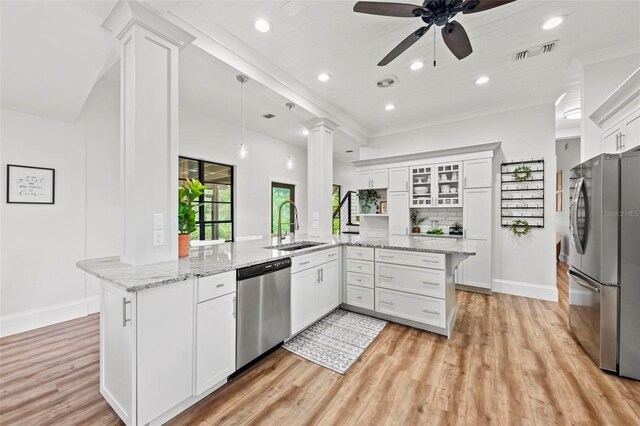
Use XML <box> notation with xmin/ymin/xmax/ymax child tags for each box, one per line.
<box><xmin>512</xmin><ymin>164</ymin><xmax>533</xmax><ymax>182</ymax></box>
<box><xmin>511</xmin><ymin>219</ymin><xmax>530</xmax><ymax>237</ymax></box>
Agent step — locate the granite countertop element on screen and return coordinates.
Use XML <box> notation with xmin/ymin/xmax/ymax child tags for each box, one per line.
<box><xmin>77</xmin><ymin>234</ymin><xmax>475</xmax><ymax>293</ymax></box>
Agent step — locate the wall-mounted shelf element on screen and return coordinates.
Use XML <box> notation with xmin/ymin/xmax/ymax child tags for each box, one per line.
<box><xmin>501</xmin><ymin>159</ymin><xmax>545</xmax><ymax>228</ymax></box>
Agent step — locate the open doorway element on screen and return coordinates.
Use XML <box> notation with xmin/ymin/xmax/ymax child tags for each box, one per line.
<box><xmin>555</xmin><ymin>138</ymin><xmax>581</xmax><ymax>263</ymax></box>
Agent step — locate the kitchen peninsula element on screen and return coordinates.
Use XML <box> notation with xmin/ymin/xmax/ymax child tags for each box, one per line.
<box><xmin>78</xmin><ymin>235</ymin><xmax>474</xmax><ymax>426</ymax></box>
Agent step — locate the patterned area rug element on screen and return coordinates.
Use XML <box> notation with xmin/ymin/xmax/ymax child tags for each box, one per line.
<box><xmin>283</xmin><ymin>309</ymin><xmax>387</xmax><ymax>374</ymax></box>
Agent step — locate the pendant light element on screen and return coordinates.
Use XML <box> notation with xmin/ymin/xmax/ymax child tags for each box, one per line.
<box><xmin>285</xmin><ymin>102</ymin><xmax>295</xmax><ymax>170</ymax></box>
<box><xmin>236</xmin><ymin>75</ymin><xmax>249</xmax><ymax>159</ymax></box>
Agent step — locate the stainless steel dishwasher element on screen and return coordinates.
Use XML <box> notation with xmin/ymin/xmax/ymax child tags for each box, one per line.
<box><xmin>236</xmin><ymin>258</ymin><xmax>291</xmax><ymax>369</ymax></box>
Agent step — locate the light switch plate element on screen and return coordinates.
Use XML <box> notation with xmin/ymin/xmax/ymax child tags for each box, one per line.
<box><xmin>313</xmin><ymin>220</ymin><xmax>319</xmax><ymax>229</ymax></box>
<box><xmin>312</xmin><ymin>212</ymin><xmax>320</xmax><ymax>221</ymax></box>
<box><xmin>153</xmin><ymin>230</ymin><xmax>164</xmax><ymax>246</ymax></box>
<box><xmin>153</xmin><ymin>213</ymin><xmax>164</xmax><ymax>230</ymax></box>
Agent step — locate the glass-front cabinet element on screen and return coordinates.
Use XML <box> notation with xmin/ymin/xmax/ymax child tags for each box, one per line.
<box><xmin>410</xmin><ymin>165</ymin><xmax>433</xmax><ymax>207</ymax></box>
<box><xmin>410</xmin><ymin>162</ymin><xmax>462</xmax><ymax>207</ymax></box>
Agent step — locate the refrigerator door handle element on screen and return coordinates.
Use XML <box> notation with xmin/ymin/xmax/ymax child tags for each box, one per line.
<box><xmin>570</xmin><ymin>177</ymin><xmax>586</xmax><ymax>255</ymax></box>
<box><xmin>569</xmin><ymin>269</ymin><xmax>600</xmax><ymax>293</ymax></box>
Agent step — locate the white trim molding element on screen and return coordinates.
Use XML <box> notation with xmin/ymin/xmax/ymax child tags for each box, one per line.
<box><xmin>493</xmin><ymin>278</ymin><xmax>559</xmax><ymax>302</ymax></box>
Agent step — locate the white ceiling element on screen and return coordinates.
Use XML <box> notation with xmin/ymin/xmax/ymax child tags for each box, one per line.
<box><xmin>189</xmin><ymin>0</ymin><xmax>640</xmax><ymax>136</ymax></box>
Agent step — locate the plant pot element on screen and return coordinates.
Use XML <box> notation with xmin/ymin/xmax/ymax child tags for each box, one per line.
<box><xmin>412</xmin><ymin>227</ymin><xmax>421</xmax><ymax>233</ymax></box>
<box><xmin>361</xmin><ymin>205</ymin><xmax>372</xmax><ymax>214</ymax></box>
<box><xmin>178</xmin><ymin>234</ymin><xmax>191</xmax><ymax>258</ymax></box>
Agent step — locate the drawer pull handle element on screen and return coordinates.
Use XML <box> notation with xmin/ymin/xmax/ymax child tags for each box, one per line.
<box><xmin>380</xmin><ymin>300</ymin><xmax>394</xmax><ymax>306</ymax></box>
<box><xmin>300</xmin><ymin>261</ymin><xmax>311</xmax><ymax>265</ymax></box>
<box><xmin>355</xmin><ymin>266</ymin><xmax>362</xmax><ymax>269</ymax></box>
<box><xmin>379</xmin><ymin>275</ymin><xmax>394</xmax><ymax>280</ymax></box>
<box><xmin>357</xmin><ymin>296</ymin><xmax>363</xmax><ymax>300</ymax></box>
<box><xmin>422</xmin><ymin>281</ymin><xmax>438</xmax><ymax>286</ymax></box>
<box><xmin>422</xmin><ymin>309</ymin><xmax>439</xmax><ymax>315</ymax></box>
<box><xmin>422</xmin><ymin>259</ymin><xmax>438</xmax><ymax>264</ymax></box>
<box><xmin>356</xmin><ymin>279</ymin><xmax>362</xmax><ymax>282</ymax></box>
<box><xmin>216</xmin><ymin>283</ymin><xmax>225</xmax><ymax>288</ymax></box>
<box><xmin>328</xmin><ymin>253</ymin><xmax>337</xmax><ymax>257</ymax></box>
<box><xmin>380</xmin><ymin>255</ymin><xmax>395</xmax><ymax>259</ymax></box>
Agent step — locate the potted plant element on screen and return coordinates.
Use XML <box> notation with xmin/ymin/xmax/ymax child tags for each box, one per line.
<box><xmin>450</xmin><ymin>221</ymin><xmax>463</xmax><ymax>235</ymax></box>
<box><xmin>178</xmin><ymin>178</ymin><xmax>206</xmax><ymax>257</ymax></box>
<box><xmin>410</xmin><ymin>210</ymin><xmax>426</xmax><ymax>233</ymax></box>
<box><xmin>359</xmin><ymin>189</ymin><xmax>380</xmax><ymax>214</ymax></box>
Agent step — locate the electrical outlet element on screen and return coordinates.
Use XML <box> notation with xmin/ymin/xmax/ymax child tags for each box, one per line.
<box><xmin>153</xmin><ymin>230</ymin><xmax>164</xmax><ymax>246</ymax></box>
<box><xmin>153</xmin><ymin>213</ymin><xmax>164</xmax><ymax>229</ymax></box>
<box><xmin>313</xmin><ymin>220</ymin><xmax>319</xmax><ymax>229</ymax></box>
<box><xmin>313</xmin><ymin>212</ymin><xmax>320</xmax><ymax>221</ymax></box>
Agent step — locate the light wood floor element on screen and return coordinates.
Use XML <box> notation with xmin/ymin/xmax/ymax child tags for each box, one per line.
<box><xmin>1</xmin><ymin>263</ymin><xmax>639</xmax><ymax>425</ymax></box>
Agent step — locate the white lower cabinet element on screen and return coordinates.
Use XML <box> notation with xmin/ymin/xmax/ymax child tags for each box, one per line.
<box><xmin>375</xmin><ymin>288</ymin><xmax>446</xmax><ymax>328</ymax></box>
<box><xmin>346</xmin><ymin>285</ymin><xmax>374</xmax><ymax>310</ymax></box>
<box><xmin>375</xmin><ymin>262</ymin><xmax>446</xmax><ymax>299</ymax></box>
<box><xmin>101</xmin><ymin>278</ymin><xmax>195</xmax><ymax>426</ymax></box>
<box><xmin>291</xmin><ymin>253</ymin><xmax>340</xmax><ymax>335</ymax></box>
<box><xmin>196</xmin><ymin>292</ymin><xmax>236</xmax><ymax>395</ymax></box>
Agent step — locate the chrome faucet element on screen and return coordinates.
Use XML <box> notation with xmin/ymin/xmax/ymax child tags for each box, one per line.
<box><xmin>277</xmin><ymin>200</ymin><xmax>300</xmax><ymax>244</ymax></box>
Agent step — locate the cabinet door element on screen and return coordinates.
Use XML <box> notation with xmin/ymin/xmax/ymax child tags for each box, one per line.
<box><xmin>196</xmin><ymin>292</ymin><xmax>236</xmax><ymax>395</ymax></box>
<box><xmin>434</xmin><ymin>162</ymin><xmax>462</xmax><ymax>207</ymax></box>
<box><xmin>137</xmin><ymin>279</ymin><xmax>194</xmax><ymax>425</ymax></box>
<box><xmin>602</xmin><ymin>124</ymin><xmax>623</xmax><ymax>153</ymax></box>
<box><xmin>463</xmin><ymin>188</ymin><xmax>491</xmax><ymax>240</ymax></box>
<box><xmin>357</xmin><ymin>171</ymin><xmax>372</xmax><ymax>189</ymax></box>
<box><xmin>461</xmin><ymin>239</ymin><xmax>492</xmax><ymax>289</ymax></box>
<box><xmin>291</xmin><ymin>267</ymin><xmax>320</xmax><ymax>334</ymax></box>
<box><xmin>388</xmin><ymin>167</ymin><xmax>409</xmax><ymax>192</ymax></box>
<box><xmin>388</xmin><ymin>192</ymin><xmax>409</xmax><ymax>236</ymax></box>
<box><xmin>622</xmin><ymin>108</ymin><xmax>640</xmax><ymax>152</ymax></box>
<box><xmin>372</xmin><ymin>169</ymin><xmax>389</xmax><ymax>189</ymax></box>
<box><xmin>463</xmin><ymin>158</ymin><xmax>492</xmax><ymax>188</ymax></box>
<box><xmin>318</xmin><ymin>261</ymin><xmax>340</xmax><ymax>318</ymax></box>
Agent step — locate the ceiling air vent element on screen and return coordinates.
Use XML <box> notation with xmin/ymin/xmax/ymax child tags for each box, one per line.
<box><xmin>513</xmin><ymin>40</ymin><xmax>559</xmax><ymax>62</ymax></box>
<box><xmin>376</xmin><ymin>74</ymin><xmax>399</xmax><ymax>88</ymax></box>
<box><xmin>262</xmin><ymin>113</ymin><xmax>276</xmax><ymax>119</ymax></box>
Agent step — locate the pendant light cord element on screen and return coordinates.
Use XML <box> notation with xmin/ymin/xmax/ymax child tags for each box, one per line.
<box><xmin>241</xmin><ymin>80</ymin><xmax>245</xmax><ymax>145</ymax></box>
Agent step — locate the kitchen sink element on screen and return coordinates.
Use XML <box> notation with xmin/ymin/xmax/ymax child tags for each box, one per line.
<box><xmin>264</xmin><ymin>241</ymin><xmax>327</xmax><ymax>251</ymax></box>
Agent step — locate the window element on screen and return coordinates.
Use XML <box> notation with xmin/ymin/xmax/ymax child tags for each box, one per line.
<box><xmin>179</xmin><ymin>157</ymin><xmax>234</xmax><ymax>241</ymax></box>
<box><xmin>332</xmin><ymin>184</ymin><xmax>341</xmax><ymax>234</ymax></box>
<box><xmin>272</xmin><ymin>182</ymin><xmax>295</xmax><ymax>235</ymax></box>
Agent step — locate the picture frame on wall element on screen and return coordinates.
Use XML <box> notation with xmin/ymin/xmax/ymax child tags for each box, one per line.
<box><xmin>6</xmin><ymin>164</ymin><xmax>55</xmax><ymax>204</ymax></box>
<box><xmin>379</xmin><ymin>201</ymin><xmax>387</xmax><ymax>214</ymax></box>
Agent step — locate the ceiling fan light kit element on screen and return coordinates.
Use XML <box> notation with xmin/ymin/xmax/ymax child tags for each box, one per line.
<box><xmin>353</xmin><ymin>0</ymin><xmax>517</xmax><ymax>66</ymax></box>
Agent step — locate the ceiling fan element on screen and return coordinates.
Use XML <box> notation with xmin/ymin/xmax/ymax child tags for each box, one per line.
<box><xmin>353</xmin><ymin>0</ymin><xmax>516</xmax><ymax>66</ymax></box>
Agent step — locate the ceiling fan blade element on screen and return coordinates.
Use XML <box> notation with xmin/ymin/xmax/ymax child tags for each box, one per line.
<box><xmin>462</xmin><ymin>0</ymin><xmax>516</xmax><ymax>14</ymax></box>
<box><xmin>353</xmin><ymin>1</ymin><xmax>424</xmax><ymax>17</ymax></box>
<box><xmin>441</xmin><ymin>21</ymin><xmax>473</xmax><ymax>60</ymax></box>
<box><xmin>378</xmin><ymin>25</ymin><xmax>432</xmax><ymax>66</ymax></box>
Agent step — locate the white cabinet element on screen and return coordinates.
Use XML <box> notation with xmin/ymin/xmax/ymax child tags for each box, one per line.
<box><xmin>622</xmin><ymin>108</ymin><xmax>640</xmax><ymax>152</ymax></box>
<box><xmin>464</xmin><ymin>158</ymin><xmax>492</xmax><ymax>188</ymax></box>
<box><xmin>357</xmin><ymin>169</ymin><xmax>389</xmax><ymax>189</ymax></box>
<box><xmin>388</xmin><ymin>191</ymin><xmax>409</xmax><ymax>236</ymax></box>
<box><xmin>291</xmin><ymin>250</ymin><xmax>340</xmax><ymax>335</ymax></box>
<box><xmin>434</xmin><ymin>162</ymin><xmax>462</xmax><ymax>207</ymax></box>
<box><xmin>101</xmin><ymin>279</ymin><xmax>195</xmax><ymax>426</ymax></box>
<box><xmin>410</xmin><ymin>165</ymin><xmax>434</xmax><ymax>207</ymax></box>
<box><xmin>388</xmin><ymin>167</ymin><xmax>409</xmax><ymax>192</ymax></box>
<box><xmin>196</xmin><ymin>292</ymin><xmax>236</xmax><ymax>395</ymax></box>
<box><xmin>461</xmin><ymin>187</ymin><xmax>492</xmax><ymax>290</ymax></box>
<box><xmin>603</xmin><ymin>123</ymin><xmax>624</xmax><ymax>153</ymax></box>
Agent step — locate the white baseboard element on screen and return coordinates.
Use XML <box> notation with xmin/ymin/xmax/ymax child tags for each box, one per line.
<box><xmin>493</xmin><ymin>278</ymin><xmax>558</xmax><ymax>302</ymax></box>
<box><xmin>0</xmin><ymin>296</ymin><xmax>101</xmax><ymax>338</ymax></box>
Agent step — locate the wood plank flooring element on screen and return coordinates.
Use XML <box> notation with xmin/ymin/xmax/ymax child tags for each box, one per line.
<box><xmin>1</xmin><ymin>263</ymin><xmax>639</xmax><ymax>425</ymax></box>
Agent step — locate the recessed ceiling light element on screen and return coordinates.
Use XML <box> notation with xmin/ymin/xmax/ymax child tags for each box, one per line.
<box><xmin>475</xmin><ymin>76</ymin><xmax>490</xmax><ymax>85</ymax></box>
<box><xmin>410</xmin><ymin>61</ymin><xmax>423</xmax><ymax>71</ymax></box>
<box><xmin>555</xmin><ymin>92</ymin><xmax>567</xmax><ymax>107</ymax></box>
<box><xmin>302</xmin><ymin>129</ymin><xmax>309</xmax><ymax>136</ymax></box>
<box><xmin>564</xmin><ymin>108</ymin><xmax>581</xmax><ymax>120</ymax></box>
<box><xmin>542</xmin><ymin>16</ymin><xmax>563</xmax><ymax>30</ymax></box>
<box><xmin>254</xmin><ymin>19</ymin><xmax>271</xmax><ymax>33</ymax></box>
<box><xmin>385</xmin><ymin>103</ymin><xmax>395</xmax><ymax>111</ymax></box>
<box><xmin>318</xmin><ymin>73</ymin><xmax>331</xmax><ymax>82</ymax></box>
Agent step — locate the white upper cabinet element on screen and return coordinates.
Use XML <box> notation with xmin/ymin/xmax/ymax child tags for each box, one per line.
<box><xmin>622</xmin><ymin>108</ymin><xmax>640</xmax><ymax>152</ymax></box>
<box><xmin>388</xmin><ymin>167</ymin><xmax>409</xmax><ymax>192</ymax></box>
<box><xmin>463</xmin><ymin>158</ymin><xmax>492</xmax><ymax>188</ymax></box>
<box><xmin>388</xmin><ymin>192</ymin><xmax>409</xmax><ymax>236</ymax></box>
<box><xmin>434</xmin><ymin>162</ymin><xmax>462</xmax><ymax>207</ymax></box>
<box><xmin>357</xmin><ymin>169</ymin><xmax>389</xmax><ymax>189</ymax></box>
<box><xmin>410</xmin><ymin>165</ymin><xmax>434</xmax><ymax>207</ymax></box>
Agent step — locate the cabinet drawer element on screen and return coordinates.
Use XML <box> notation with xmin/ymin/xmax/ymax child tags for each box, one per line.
<box><xmin>375</xmin><ymin>248</ymin><xmax>445</xmax><ymax>270</ymax></box>
<box><xmin>347</xmin><ymin>271</ymin><xmax>374</xmax><ymax>289</ymax></box>
<box><xmin>347</xmin><ymin>259</ymin><xmax>374</xmax><ymax>275</ymax></box>
<box><xmin>375</xmin><ymin>263</ymin><xmax>445</xmax><ymax>299</ymax></box>
<box><xmin>346</xmin><ymin>285</ymin><xmax>374</xmax><ymax>310</ymax></box>
<box><xmin>347</xmin><ymin>246</ymin><xmax>374</xmax><ymax>261</ymax></box>
<box><xmin>291</xmin><ymin>247</ymin><xmax>339</xmax><ymax>273</ymax></box>
<box><xmin>375</xmin><ymin>288</ymin><xmax>446</xmax><ymax>328</ymax></box>
<box><xmin>198</xmin><ymin>271</ymin><xmax>236</xmax><ymax>303</ymax></box>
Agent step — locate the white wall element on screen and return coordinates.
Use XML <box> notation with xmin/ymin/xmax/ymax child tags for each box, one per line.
<box><xmin>368</xmin><ymin>104</ymin><xmax>558</xmax><ymax>301</ymax></box>
<box><xmin>0</xmin><ymin>108</ymin><xmax>88</xmax><ymax>336</ymax></box>
<box><xmin>556</xmin><ymin>138</ymin><xmax>580</xmax><ymax>263</ymax></box>
<box><xmin>581</xmin><ymin>54</ymin><xmax>640</xmax><ymax>161</ymax></box>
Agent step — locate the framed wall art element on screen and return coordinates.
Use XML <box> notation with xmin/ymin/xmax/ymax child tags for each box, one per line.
<box><xmin>6</xmin><ymin>164</ymin><xmax>55</xmax><ymax>204</ymax></box>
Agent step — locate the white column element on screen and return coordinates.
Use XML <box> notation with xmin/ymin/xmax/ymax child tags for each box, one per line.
<box><xmin>303</xmin><ymin>117</ymin><xmax>339</xmax><ymax>238</ymax></box>
<box><xmin>103</xmin><ymin>1</ymin><xmax>194</xmax><ymax>265</ymax></box>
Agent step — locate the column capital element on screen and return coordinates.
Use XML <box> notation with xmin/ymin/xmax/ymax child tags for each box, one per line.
<box><xmin>303</xmin><ymin>117</ymin><xmax>340</xmax><ymax>133</ymax></box>
<box><xmin>102</xmin><ymin>0</ymin><xmax>195</xmax><ymax>49</ymax></box>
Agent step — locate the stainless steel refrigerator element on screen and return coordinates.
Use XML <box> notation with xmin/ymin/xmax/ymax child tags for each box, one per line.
<box><xmin>569</xmin><ymin>150</ymin><xmax>640</xmax><ymax>380</ymax></box>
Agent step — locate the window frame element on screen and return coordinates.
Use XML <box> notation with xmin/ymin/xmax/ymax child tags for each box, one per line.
<box><xmin>271</xmin><ymin>182</ymin><xmax>296</xmax><ymax>236</ymax></box>
<box><xmin>179</xmin><ymin>156</ymin><xmax>234</xmax><ymax>242</ymax></box>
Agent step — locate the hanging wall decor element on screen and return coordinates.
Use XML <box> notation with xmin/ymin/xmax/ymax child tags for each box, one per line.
<box><xmin>7</xmin><ymin>164</ymin><xmax>55</xmax><ymax>204</ymax></box>
<box><xmin>501</xmin><ymin>159</ymin><xmax>544</xmax><ymax>235</ymax></box>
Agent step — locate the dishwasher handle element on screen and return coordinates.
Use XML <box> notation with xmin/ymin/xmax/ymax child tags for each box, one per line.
<box><xmin>237</xmin><ymin>258</ymin><xmax>292</xmax><ymax>280</ymax></box>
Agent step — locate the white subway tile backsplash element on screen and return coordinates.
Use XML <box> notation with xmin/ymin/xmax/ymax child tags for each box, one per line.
<box><xmin>412</xmin><ymin>207</ymin><xmax>463</xmax><ymax>228</ymax></box>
